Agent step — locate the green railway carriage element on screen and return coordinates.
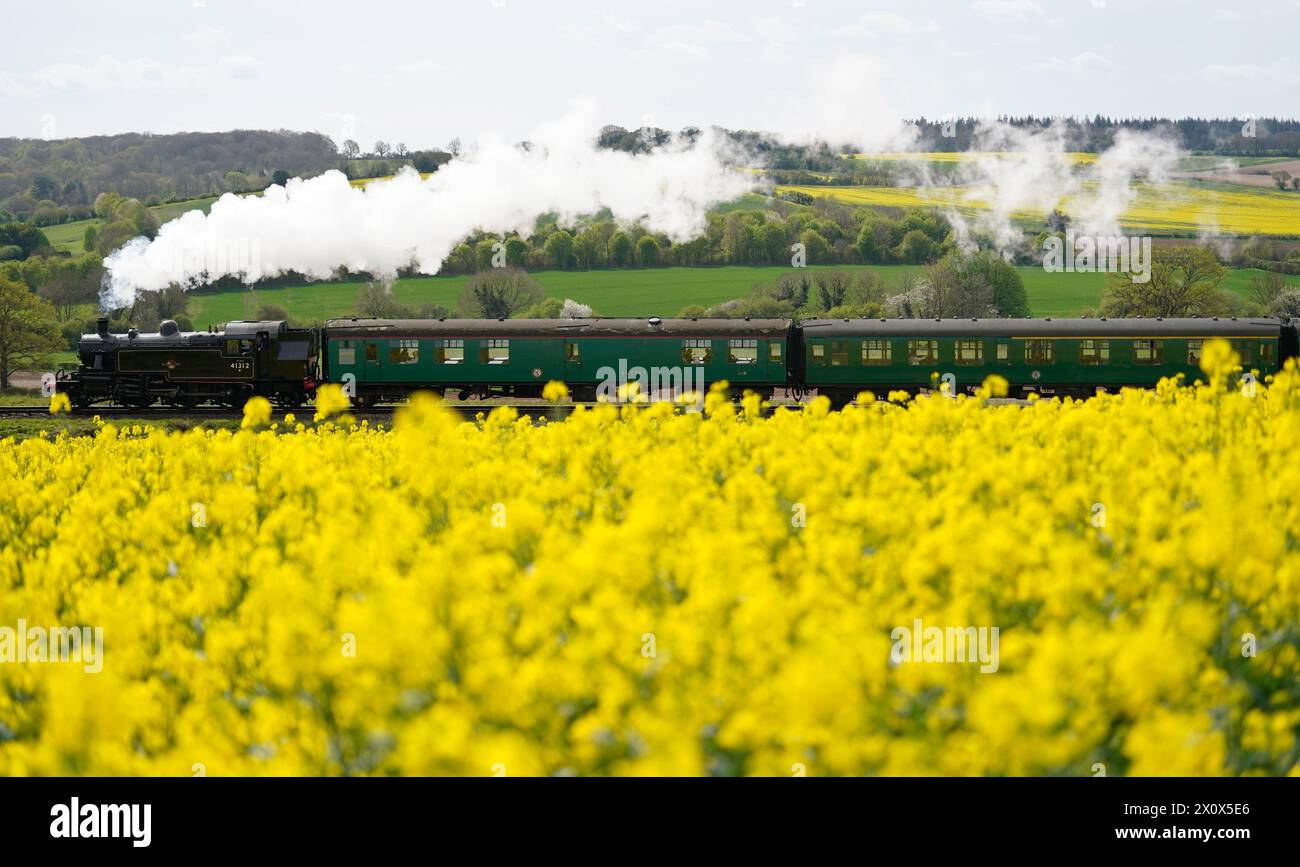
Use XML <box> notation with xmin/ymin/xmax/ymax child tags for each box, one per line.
<box><xmin>800</xmin><ymin>317</ymin><xmax>1286</xmax><ymax>401</ymax></box>
<box><xmin>322</xmin><ymin>317</ymin><xmax>792</xmax><ymax>404</ymax></box>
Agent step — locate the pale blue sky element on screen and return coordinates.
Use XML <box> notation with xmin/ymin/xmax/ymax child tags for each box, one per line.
<box><xmin>2</xmin><ymin>0</ymin><xmax>1297</xmax><ymax>147</ymax></box>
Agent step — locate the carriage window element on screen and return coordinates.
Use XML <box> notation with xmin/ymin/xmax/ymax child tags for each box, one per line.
<box><xmin>1261</xmin><ymin>342</ymin><xmax>1275</xmax><ymax>364</ymax></box>
<box><xmin>389</xmin><ymin>339</ymin><xmax>419</xmax><ymax>365</ymax></box>
<box><xmin>907</xmin><ymin>340</ymin><xmax>939</xmax><ymax>365</ymax></box>
<box><xmin>830</xmin><ymin>340</ymin><xmax>850</xmax><ymax>366</ymax></box>
<box><xmin>481</xmin><ymin>339</ymin><xmax>510</xmax><ymax>364</ymax></box>
<box><xmin>337</xmin><ymin>341</ymin><xmax>356</xmax><ymax>366</ymax></box>
<box><xmin>810</xmin><ymin>343</ymin><xmax>826</xmax><ymax>365</ymax></box>
<box><xmin>435</xmin><ymin>339</ymin><xmax>464</xmax><ymax>364</ymax></box>
<box><xmin>364</xmin><ymin>343</ymin><xmax>378</xmax><ymax>363</ymax></box>
<box><xmin>769</xmin><ymin>342</ymin><xmax>782</xmax><ymax>361</ymax></box>
<box><xmin>1232</xmin><ymin>340</ymin><xmax>1252</xmax><ymax>365</ymax></box>
<box><xmin>728</xmin><ymin>338</ymin><xmax>758</xmax><ymax>364</ymax></box>
<box><xmin>1079</xmin><ymin>339</ymin><xmax>1110</xmax><ymax>366</ymax></box>
<box><xmin>277</xmin><ymin>341</ymin><xmax>310</xmax><ymax>361</ymax></box>
<box><xmin>682</xmin><ymin>339</ymin><xmax>712</xmax><ymax>364</ymax></box>
<box><xmin>1024</xmin><ymin>340</ymin><xmax>1054</xmax><ymax>364</ymax></box>
<box><xmin>954</xmin><ymin>340</ymin><xmax>984</xmax><ymax>365</ymax></box>
<box><xmin>565</xmin><ymin>342</ymin><xmax>580</xmax><ymax>362</ymax></box>
<box><xmin>1133</xmin><ymin>339</ymin><xmax>1162</xmax><ymax>364</ymax></box>
<box><xmin>225</xmin><ymin>338</ymin><xmax>253</xmax><ymax>356</ymax></box>
<box><xmin>996</xmin><ymin>342</ymin><xmax>1009</xmax><ymax>361</ymax></box>
<box><xmin>862</xmin><ymin>340</ymin><xmax>891</xmax><ymax>365</ymax></box>
<box><xmin>1186</xmin><ymin>339</ymin><xmax>1202</xmax><ymax>365</ymax></box>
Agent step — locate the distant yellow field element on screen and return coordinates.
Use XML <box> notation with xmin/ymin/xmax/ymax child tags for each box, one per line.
<box><xmin>349</xmin><ymin>171</ymin><xmax>433</xmax><ymax>188</ymax></box>
<box><xmin>779</xmin><ymin>181</ymin><xmax>1300</xmax><ymax>237</ymax></box>
<box><xmin>845</xmin><ymin>152</ymin><xmax>1099</xmax><ymax>165</ymax></box>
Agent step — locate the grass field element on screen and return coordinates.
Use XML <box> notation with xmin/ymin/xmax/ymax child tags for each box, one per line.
<box><xmin>40</xmin><ymin>196</ymin><xmax>220</xmax><ymax>253</ymax></box>
<box><xmin>180</xmin><ymin>264</ymin><xmax>1299</xmax><ymax>326</ymax></box>
<box><xmin>780</xmin><ymin>181</ymin><xmax>1300</xmax><ymax>237</ymax></box>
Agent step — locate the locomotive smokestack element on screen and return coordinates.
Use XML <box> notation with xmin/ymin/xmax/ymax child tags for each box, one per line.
<box><xmin>96</xmin><ymin>318</ymin><xmax>109</xmax><ymax>337</ymax></box>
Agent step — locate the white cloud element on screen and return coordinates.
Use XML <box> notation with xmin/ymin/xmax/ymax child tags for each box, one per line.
<box><xmin>1202</xmin><ymin>58</ymin><xmax>1300</xmax><ymax>85</ymax></box>
<box><xmin>336</xmin><ymin>59</ymin><xmax>449</xmax><ymax>87</ymax></box>
<box><xmin>558</xmin><ymin>12</ymin><xmax>639</xmax><ymax>46</ymax></box>
<box><xmin>181</xmin><ymin>24</ymin><xmax>227</xmax><ymax>47</ymax></box>
<box><xmin>836</xmin><ymin>12</ymin><xmax>939</xmax><ymax>38</ymax></box>
<box><xmin>973</xmin><ymin>0</ymin><xmax>1043</xmax><ymax>20</ymax></box>
<box><xmin>0</xmin><ymin>69</ymin><xmax>28</xmax><ymax>98</ymax></box>
<box><xmin>32</xmin><ymin>55</ymin><xmax>261</xmax><ymax>92</ymax></box>
<box><xmin>644</xmin><ymin>20</ymin><xmax>749</xmax><ymax>58</ymax></box>
<box><xmin>754</xmin><ymin>16</ymin><xmax>798</xmax><ymax>63</ymax></box>
<box><xmin>1034</xmin><ymin>51</ymin><xmax>1114</xmax><ymax>75</ymax></box>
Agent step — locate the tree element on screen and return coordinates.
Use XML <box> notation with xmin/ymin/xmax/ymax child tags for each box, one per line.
<box><xmin>0</xmin><ymin>222</ymin><xmax>52</xmax><ymax>259</ymax></box>
<box><xmin>129</xmin><ymin>285</ymin><xmax>190</xmax><ymax>330</ymax></box>
<box><xmin>256</xmin><ymin>304</ymin><xmax>291</xmax><ymax>322</ymax></box>
<box><xmin>83</xmin><ymin>225</ymin><xmax>97</xmax><ymax>252</ymax></box>
<box><xmin>636</xmin><ymin>235</ymin><xmax>659</xmax><ymax>266</ymax></box>
<box><xmin>894</xmin><ymin>229</ymin><xmax>939</xmax><ymax>264</ymax></box>
<box><xmin>950</xmin><ymin>250</ymin><xmax>1030</xmax><ymax>317</ymax></box>
<box><xmin>0</xmin><ymin>276</ymin><xmax>63</xmax><ymax>388</ymax></box>
<box><xmin>270</xmin><ymin>170</ymin><xmax>291</xmax><ymax>187</ymax></box>
<box><xmin>395</xmin><ymin>143</ymin><xmax>408</xmax><ymax>157</ymax></box>
<box><xmin>1248</xmin><ymin>271</ymin><xmax>1287</xmax><ymax>310</ymax></box>
<box><xmin>1100</xmin><ymin>246</ymin><xmax>1231</xmax><ymax>318</ymax></box>
<box><xmin>798</xmin><ymin>229</ymin><xmax>829</xmax><ymax>265</ymax></box>
<box><xmin>342</xmin><ymin>139</ymin><xmax>361</xmax><ymax>159</ymax></box>
<box><xmin>543</xmin><ymin>230</ymin><xmax>574</xmax><ymax>269</ymax></box>
<box><xmin>814</xmin><ymin>269</ymin><xmax>853</xmax><ymax>311</ymax></box>
<box><xmin>39</xmin><ymin>255</ymin><xmax>103</xmax><ymax>321</ymax></box>
<box><xmin>458</xmin><ymin>269</ymin><xmax>543</xmax><ymax>319</ymax></box>
<box><xmin>374</xmin><ymin>141</ymin><xmax>391</xmax><ymax>158</ymax></box>
<box><xmin>447</xmin><ymin>138</ymin><xmax>462</xmax><ymax>157</ymax></box>
<box><xmin>356</xmin><ymin>283</ymin><xmax>414</xmax><ymax>319</ymax></box>
<box><xmin>1271</xmin><ymin>170</ymin><xmax>1293</xmax><ymax>191</ymax></box>
<box><xmin>607</xmin><ymin>231</ymin><xmax>633</xmax><ymax>266</ymax></box>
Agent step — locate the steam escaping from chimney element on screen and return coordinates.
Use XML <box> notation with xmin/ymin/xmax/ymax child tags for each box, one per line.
<box><xmin>101</xmin><ymin>102</ymin><xmax>753</xmax><ymax>309</ymax></box>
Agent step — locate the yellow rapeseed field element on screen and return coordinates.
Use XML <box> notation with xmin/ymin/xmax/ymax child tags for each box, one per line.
<box><xmin>1</xmin><ymin>347</ymin><xmax>1298</xmax><ymax>776</ymax></box>
<box><xmin>781</xmin><ymin>181</ymin><xmax>1300</xmax><ymax>237</ymax></box>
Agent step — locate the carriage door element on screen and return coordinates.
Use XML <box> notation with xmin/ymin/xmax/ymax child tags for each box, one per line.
<box><xmin>564</xmin><ymin>340</ymin><xmax>582</xmax><ymax>381</ymax></box>
<box><xmin>361</xmin><ymin>341</ymin><xmax>381</xmax><ymax>382</ymax></box>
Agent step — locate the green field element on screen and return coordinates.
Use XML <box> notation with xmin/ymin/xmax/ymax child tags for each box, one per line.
<box><xmin>39</xmin><ymin>196</ymin><xmax>220</xmax><ymax>253</ymax></box>
<box><xmin>180</xmin><ymin>264</ymin><xmax>1298</xmax><ymax>326</ymax></box>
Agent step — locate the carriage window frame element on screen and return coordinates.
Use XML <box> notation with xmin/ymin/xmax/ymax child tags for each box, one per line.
<box><xmin>337</xmin><ymin>340</ymin><xmax>356</xmax><ymax>366</ymax></box>
<box><xmin>1133</xmin><ymin>339</ymin><xmax>1163</xmax><ymax>365</ymax></box>
<box><xmin>1024</xmin><ymin>339</ymin><xmax>1054</xmax><ymax>365</ymax></box>
<box><xmin>728</xmin><ymin>338</ymin><xmax>758</xmax><ymax>365</ymax></box>
<box><xmin>829</xmin><ymin>340</ymin><xmax>851</xmax><ymax>366</ymax></box>
<box><xmin>388</xmin><ymin>338</ymin><xmax>419</xmax><ymax>365</ymax></box>
<box><xmin>565</xmin><ymin>341</ymin><xmax>580</xmax><ymax>362</ymax></box>
<box><xmin>810</xmin><ymin>342</ymin><xmax>826</xmax><ymax>366</ymax></box>
<box><xmin>435</xmin><ymin>339</ymin><xmax>464</xmax><ymax>365</ymax></box>
<box><xmin>954</xmin><ymin>339</ymin><xmax>984</xmax><ymax>366</ymax></box>
<box><xmin>907</xmin><ymin>339</ymin><xmax>939</xmax><ymax>366</ymax></box>
<box><xmin>1186</xmin><ymin>339</ymin><xmax>1203</xmax><ymax>366</ymax></box>
<box><xmin>364</xmin><ymin>343</ymin><xmax>378</xmax><ymax>363</ymax></box>
<box><xmin>769</xmin><ymin>342</ymin><xmax>782</xmax><ymax>361</ymax></box>
<box><xmin>1232</xmin><ymin>340</ymin><xmax>1252</xmax><ymax>365</ymax></box>
<box><xmin>1261</xmin><ymin>342</ymin><xmax>1275</xmax><ymax>364</ymax></box>
<box><xmin>480</xmin><ymin>338</ymin><xmax>510</xmax><ymax>365</ymax></box>
<box><xmin>861</xmin><ymin>339</ymin><xmax>891</xmax><ymax>365</ymax></box>
<box><xmin>1079</xmin><ymin>339</ymin><xmax>1110</xmax><ymax>366</ymax></box>
<box><xmin>682</xmin><ymin>339</ymin><xmax>713</xmax><ymax>365</ymax></box>
<box><xmin>996</xmin><ymin>342</ymin><xmax>1009</xmax><ymax>361</ymax></box>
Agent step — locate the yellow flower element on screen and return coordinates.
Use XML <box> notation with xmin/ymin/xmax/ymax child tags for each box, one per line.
<box><xmin>48</xmin><ymin>393</ymin><xmax>71</xmax><ymax>415</ymax></box>
<box><xmin>240</xmin><ymin>396</ymin><xmax>272</xmax><ymax>430</ymax></box>
<box><xmin>542</xmin><ymin>381</ymin><xmax>570</xmax><ymax>403</ymax></box>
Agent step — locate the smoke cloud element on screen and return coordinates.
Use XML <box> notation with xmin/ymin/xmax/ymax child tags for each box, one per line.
<box><xmin>102</xmin><ymin>101</ymin><xmax>752</xmax><ymax>309</ymax></box>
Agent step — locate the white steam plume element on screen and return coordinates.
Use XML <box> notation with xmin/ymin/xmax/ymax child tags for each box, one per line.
<box><xmin>103</xmin><ymin>102</ymin><xmax>753</xmax><ymax>309</ymax></box>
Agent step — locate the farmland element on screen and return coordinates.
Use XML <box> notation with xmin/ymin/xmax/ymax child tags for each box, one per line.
<box><xmin>182</xmin><ymin>264</ymin><xmax>1299</xmax><ymax>326</ymax></box>
<box><xmin>779</xmin><ymin>180</ymin><xmax>1300</xmax><ymax>238</ymax></box>
<box><xmin>3</xmin><ymin>357</ymin><xmax>1299</xmax><ymax>776</ymax></box>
